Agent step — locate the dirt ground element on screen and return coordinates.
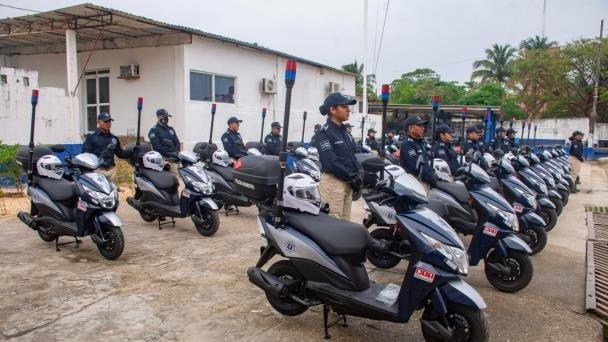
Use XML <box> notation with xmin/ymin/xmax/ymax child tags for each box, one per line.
<box><xmin>1</xmin><ymin>162</ymin><xmax>606</xmax><ymax>341</ymax></box>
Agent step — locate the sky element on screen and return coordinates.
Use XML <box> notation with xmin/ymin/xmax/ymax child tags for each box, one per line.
<box><xmin>1</xmin><ymin>0</ymin><xmax>606</xmax><ymax>88</ymax></box>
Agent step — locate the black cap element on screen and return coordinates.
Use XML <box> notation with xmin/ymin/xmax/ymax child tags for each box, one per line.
<box><xmin>403</xmin><ymin>115</ymin><xmax>428</xmax><ymax>130</ymax></box>
<box><xmin>271</xmin><ymin>121</ymin><xmax>282</xmax><ymax>128</ymax></box>
<box><xmin>466</xmin><ymin>126</ymin><xmax>478</xmax><ymax>134</ymax></box>
<box><xmin>507</xmin><ymin>128</ymin><xmax>517</xmax><ymax>134</ymax></box>
<box><xmin>314</xmin><ymin>124</ymin><xmax>322</xmax><ymax>130</ymax></box>
<box><xmin>227</xmin><ymin>116</ymin><xmax>242</xmax><ymax>124</ymax></box>
<box><xmin>572</xmin><ymin>130</ymin><xmax>584</xmax><ymax>136</ymax></box>
<box><xmin>495</xmin><ymin>126</ymin><xmax>506</xmax><ymax>133</ymax></box>
<box><xmin>367</xmin><ymin>128</ymin><xmax>377</xmax><ymax>133</ymax></box>
<box><xmin>344</xmin><ymin>123</ymin><xmax>354</xmax><ymax>128</ymax></box>
<box><xmin>156</xmin><ymin>109</ymin><xmax>172</xmax><ymax>117</ymax></box>
<box><xmin>436</xmin><ymin>124</ymin><xmax>454</xmax><ymax>134</ymax></box>
<box><xmin>319</xmin><ymin>93</ymin><xmax>357</xmax><ymax>115</ymax></box>
<box><xmin>476</xmin><ymin>124</ymin><xmax>485</xmax><ymax>132</ymax></box>
<box><xmin>97</xmin><ymin>112</ymin><xmax>113</xmax><ymax>121</ymax></box>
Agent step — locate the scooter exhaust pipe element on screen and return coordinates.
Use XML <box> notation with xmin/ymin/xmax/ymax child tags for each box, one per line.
<box><xmin>420</xmin><ymin>319</ymin><xmax>454</xmax><ymax>340</ymax></box>
<box><xmin>17</xmin><ymin>211</ymin><xmax>37</xmax><ymax>230</ymax></box>
<box><xmin>247</xmin><ymin>267</ymin><xmax>288</xmax><ymax>299</ymax></box>
<box><xmin>126</xmin><ymin>197</ymin><xmax>141</xmax><ymax>211</ymax></box>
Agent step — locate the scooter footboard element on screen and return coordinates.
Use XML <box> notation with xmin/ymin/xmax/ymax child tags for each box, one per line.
<box><xmin>438</xmin><ymin>278</ymin><xmax>487</xmax><ymax>310</ymax></box>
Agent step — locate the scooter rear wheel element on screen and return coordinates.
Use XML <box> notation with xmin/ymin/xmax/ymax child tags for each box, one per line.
<box><xmin>421</xmin><ymin>302</ymin><xmax>489</xmax><ymax>342</ymax></box>
<box><xmin>139</xmin><ymin>208</ymin><xmax>158</xmax><ymax>222</ymax></box>
<box><xmin>266</xmin><ymin>260</ymin><xmax>308</xmax><ymax>316</ymax></box>
<box><xmin>484</xmin><ymin>249</ymin><xmax>533</xmax><ymax>293</ymax></box>
<box><xmin>366</xmin><ymin>228</ymin><xmax>402</xmax><ymax>269</ymax></box>
<box><xmin>37</xmin><ymin>227</ymin><xmax>58</xmax><ymax>242</ymax></box>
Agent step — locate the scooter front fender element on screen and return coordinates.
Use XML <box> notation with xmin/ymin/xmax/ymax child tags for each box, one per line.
<box><xmin>548</xmin><ymin>189</ymin><xmax>562</xmax><ymax>200</ymax></box>
<box><xmin>556</xmin><ymin>183</ymin><xmax>569</xmax><ymax>192</ymax></box>
<box><xmin>439</xmin><ymin>278</ymin><xmax>487</xmax><ymax>310</ymax></box>
<box><xmin>198</xmin><ymin>197</ymin><xmax>219</xmax><ymax>210</ymax></box>
<box><xmin>523</xmin><ymin>211</ymin><xmax>546</xmax><ymax>226</ymax></box>
<box><xmin>537</xmin><ymin>197</ymin><xmax>555</xmax><ymax>210</ymax></box>
<box><xmin>97</xmin><ymin>211</ymin><xmax>122</xmax><ymax>227</ymax></box>
<box><xmin>500</xmin><ymin>235</ymin><xmax>532</xmax><ymax>254</ymax></box>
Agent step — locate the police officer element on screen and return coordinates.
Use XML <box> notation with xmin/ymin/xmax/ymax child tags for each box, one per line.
<box><xmin>221</xmin><ymin>116</ymin><xmax>247</xmax><ymax>159</ymax></box>
<box><xmin>264</xmin><ymin>122</ymin><xmax>282</xmax><ymax>156</ymax></box>
<box><xmin>461</xmin><ymin>126</ymin><xmax>481</xmax><ymax>155</ymax></box>
<box><xmin>344</xmin><ymin>123</ymin><xmax>356</xmax><ymax>145</ymax></box>
<box><xmin>365</xmin><ymin>128</ymin><xmax>380</xmax><ymax>152</ymax></box>
<box><xmin>569</xmin><ymin>130</ymin><xmax>585</xmax><ymax>191</ymax></box>
<box><xmin>314</xmin><ymin>93</ymin><xmax>361</xmax><ymax>221</ymax></box>
<box><xmin>386</xmin><ymin>130</ymin><xmax>397</xmax><ymax>148</ymax></box>
<box><xmin>149</xmin><ymin>109</ymin><xmax>181</xmax><ymax>173</ymax></box>
<box><xmin>507</xmin><ymin>128</ymin><xmax>519</xmax><ymax>149</ymax></box>
<box><xmin>310</xmin><ymin>123</ymin><xmax>322</xmax><ymax>146</ymax></box>
<box><xmin>490</xmin><ymin>127</ymin><xmax>511</xmax><ymax>153</ymax></box>
<box><xmin>475</xmin><ymin>124</ymin><xmax>486</xmax><ymax>153</ymax></box>
<box><xmin>400</xmin><ymin>115</ymin><xmax>436</xmax><ymax>192</ymax></box>
<box><xmin>82</xmin><ymin>112</ymin><xmax>127</xmax><ymax>182</ymax></box>
<box><xmin>432</xmin><ymin>124</ymin><xmax>459</xmax><ymax>174</ymax></box>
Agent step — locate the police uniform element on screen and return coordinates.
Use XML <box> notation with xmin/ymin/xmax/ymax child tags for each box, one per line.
<box><xmin>310</xmin><ymin>124</ymin><xmax>322</xmax><ymax>146</ymax></box>
<box><xmin>489</xmin><ymin>127</ymin><xmax>511</xmax><ymax>153</ymax></box>
<box><xmin>264</xmin><ymin>122</ymin><xmax>282</xmax><ymax>156</ymax></box>
<box><xmin>149</xmin><ymin>109</ymin><xmax>181</xmax><ymax>175</ymax></box>
<box><xmin>315</xmin><ymin>93</ymin><xmax>359</xmax><ymax>220</ymax></box>
<box><xmin>399</xmin><ymin>116</ymin><xmax>435</xmax><ymax>191</ymax></box>
<box><xmin>432</xmin><ymin>125</ymin><xmax>459</xmax><ymax>175</ymax></box>
<box><xmin>569</xmin><ymin>131</ymin><xmax>585</xmax><ymax>189</ymax></box>
<box><xmin>221</xmin><ymin>116</ymin><xmax>247</xmax><ymax>159</ymax></box>
<box><xmin>365</xmin><ymin>137</ymin><xmax>379</xmax><ymax>151</ymax></box>
<box><xmin>82</xmin><ymin>113</ymin><xmax>127</xmax><ymax>182</ymax></box>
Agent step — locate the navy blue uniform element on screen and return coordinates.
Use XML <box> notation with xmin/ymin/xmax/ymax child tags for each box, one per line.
<box><xmin>569</xmin><ymin>138</ymin><xmax>584</xmax><ymax>161</ymax></box>
<box><xmin>82</xmin><ymin>128</ymin><xmax>127</xmax><ymax>167</ymax></box>
<box><xmin>148</xmin><ymin>124</ymin><xmax>180</xmax><ymax>158</ymax></box>
<box><xmin>365</xmin><ymin>137</ymin><xmax>379</xmax><ymax>151</ymax></box>
<box><xmin>314</xmin><ymin>119</ymin><xmax>361</xmax><ymax>182</ymax></box>
<box><xmin>264</xmin><ymin>133</ymin><xmax>282</xmax><ymax>156</ymax></box>
<box><xmin>386</xmin><ymin>137</ymin><xmax>397</xmax><ymax>149</ymax></box>
<box><xmin>432</xmin><ymin>141</ymin><xmax>459</xmax><ymax>174</ymax></box>
<box><xmin>221</xmin><ymin>130</ymin><xmax>247</xmax><ymax>159</ymax></box>
<box><xmin>462</xmin><ymin>139</ymin><xmax>480</xmax><ymax>155</ymax></box>
<box><xmin>508</xmin><ymin>137</ymin><xmax>519</xmax><ymax>149</ymax></box>
<box><xmin>400</xmin><ymin>137</ymin><xmax>436</xmax><ymax>185</ymax></box>
<box><xmin>490</xmin><ymin>138</ymin><xmax>512</xmax><ymax>153</ymax></box>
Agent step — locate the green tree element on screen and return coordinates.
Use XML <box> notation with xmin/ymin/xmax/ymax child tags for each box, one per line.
<box><xmin>471</xmin><ymin>44</ymin><xmax>518</xmax><ymax>85</ymax></box>
<box><xmin>460</xmin><ymin>83</ymin><xmax>505</xmax><ymax>106</ymax></box>
<box><xmin>390</xmin><ymin>68</ymin><xmax>465</xmax><ymax>105</ymax></box>
<box><xmin>342</xmin><ymin>60</ymin><xmax>378</xmax><ymax>101</ymax></box>
<box><xmin>519</xmin><ymin>35</ymin><xmax>558</xmax><ymax>51</ymax></box>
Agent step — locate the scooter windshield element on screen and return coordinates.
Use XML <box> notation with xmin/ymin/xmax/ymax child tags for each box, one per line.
<box><xmin>469</xmin><ymin>163</ymin><xmax>491</xmax><ymax>184</ymax></box>
<box><xmin>185</xmin><ymin>165</ymin><xmax>210</xmax><ymax>182</ymax></box>
<box><xmin>393</xmin><ymin>173</ymin><xmax>428</xmax><ymax>204</ymax></box>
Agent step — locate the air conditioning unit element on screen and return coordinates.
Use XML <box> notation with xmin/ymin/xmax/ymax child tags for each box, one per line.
<box><xmin>118</xmin><ymin>64</ymin><xmax>140</xmax><ymax>80</ymax></box>
<box><xmin>261</xmin><ymin>78</ymin><xmax>277</xmax><ymax>94</ymax></box>
<box><xmin>328</xmin><ymin>82</ymin><xmax>341</xmax><ymax>93</ymax></box>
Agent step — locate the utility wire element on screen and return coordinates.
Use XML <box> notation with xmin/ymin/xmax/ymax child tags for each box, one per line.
<box><xmin>373</xmin><ymin>0</ymin><xmax>390</xmax><ymax>75</ymax></box>
<box><xmin>0</xmin><ymin>3</ymin><xmax>40</xmax><ymax>13</ymax></box>
<box><xmin>372</xmin><ymin>0</ymin><xmax>380</xmax><ymax>73</ymax></box>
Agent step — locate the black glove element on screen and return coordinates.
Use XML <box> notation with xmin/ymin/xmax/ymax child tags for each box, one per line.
<box><xmin>348</xmin><ymin>173</ymin><xmax>363</xmax><ymax>191</ymax></box>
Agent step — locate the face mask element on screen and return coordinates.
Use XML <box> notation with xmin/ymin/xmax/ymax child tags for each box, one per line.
<box><xmin>160</xmin><ymin>117</ymin><xmax>169</xmax><ymax>125</ymax></box>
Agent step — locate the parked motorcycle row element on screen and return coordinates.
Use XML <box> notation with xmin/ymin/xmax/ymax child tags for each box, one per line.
<box><xmin>16</xmin><ymin>65</ymin><xmax>575</xmax><ymax>341</ymax></box>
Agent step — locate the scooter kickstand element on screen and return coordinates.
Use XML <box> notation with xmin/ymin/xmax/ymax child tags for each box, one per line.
<box><xmin>74</xmin><ymin>237</ymin><xmax>81</xmax><ymax>248</ymax></box>
<box><xmin>341</xmin><ymin>314</ymin><xmax>348</xmax><ymax>327</ymax></box>
<box><xmin>323</xmin><ymin>304</ymin><xmax>331</xmax><ymax>339</ymax></box>
<box><xmin>171</xmin><ymin>218</ymin><xmax>176</xmax><ymax>227</ymax></box>
<box><xmin>55</xmin><ymin>237</ymin><xmax>60</xmax><ymax>252</ymax></box>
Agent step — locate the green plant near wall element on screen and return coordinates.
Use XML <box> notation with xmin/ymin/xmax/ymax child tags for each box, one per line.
<box><xmin>0</xmin><ymin>141</ymin><xmax>23</xmax><ymax>192</ymax></box>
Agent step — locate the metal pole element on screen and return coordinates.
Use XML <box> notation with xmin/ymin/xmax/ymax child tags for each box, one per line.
<box><xmin>362</xmin><ymin>0</ymin><xmax>368</xmax><ymax>121</ymax></box>
<box><xmin>28</xmin><ymin>89</ymin><xmax>39</xmax><ymax>186</ymax></box>
<box><xmin>380</xmin><ymin>84</ymin><xmax>389</xmax><ymax>179</ymax></box>
<box><xmin>274</xmin><ymin>60</ymin><xmax>297</xmax><ymax>227</ymax></box>
<box><xmin>209</xmin><ymin>103</ymin><xmax>216</xmax><ymax>145</ymax></box>
<box><xmin>431</xmin><ymin>95</ymin><xmax>440</xmax><ymax>166</ymax></box>
<box><xmin>259</xmin><ymin>107</ymin><xmax>266</xmax><ymax>144</ymax></box>
<box><xmin>521</xmin><ymin>120</ymin><xmax>526</xmax><ymax>147</ymax></box>
<box><xmin>590</xmin><ymin>19</ymin><xmax>604</xmax><ymax>149</ymax></box>
<box><xmin>360</xmin><ymin>115</ymin><xmax>365</xmax><ymax>147</ymax></box>
<box><xmin>301</xmin><ymin>111</ymin><xmax>307</xmax><ymax>144</ymax></box>
<box><xmin>460</xmin><ymin>107</ymin><xmax>467</xmax><ymax>164</ymax></box>
<box><xmin>533</xmin><ymin>125</ymin><xmax>537</xmax><ymax>146</ymax></box>
<box><xmin>134</xmin><ymin>97</ymin><xmax>143</xmax><ymax>174</ymax></box>
<box><xmin>509</xmin><ymin>117</ymin><xmax>514</xmax><ymax>130</ymax></box>
<box><xmin>499</xmin><ymin>112</ymin><xmax>504</xmax><ymax>128</ymax></box>
<box><xmin>527</xmin><ymin>121</ymin><xmax>532</xmax><ymax>146</ymax></box>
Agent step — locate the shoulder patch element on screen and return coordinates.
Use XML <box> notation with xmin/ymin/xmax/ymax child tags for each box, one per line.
<box><xmin>319</xmin><ymin>140</ymin><xmax>332</xmax><ymax>151</ymax></box>
<box><xmin>408</xmin><ymin>149</ymin><xmax>417</xmax><ymax>157</ymax></box>
<box><xmin>149</xmin><ymin>132</ymin><xmax>156</xmax><ymax>139</ymax></box>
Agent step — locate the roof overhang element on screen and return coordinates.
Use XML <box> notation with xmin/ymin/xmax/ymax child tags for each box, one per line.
<box><xmin>0</xmin><ymin>3</ymin><xmax>352</xmax><ymax>76</ymax></box>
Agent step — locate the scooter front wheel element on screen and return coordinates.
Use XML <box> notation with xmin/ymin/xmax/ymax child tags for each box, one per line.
<box><xmin>539</xmin><ymin>207</ymin><xmax>558</xmax><ymax>232</ymax></box>
<box><xmin>484</xmin><ymin>249</ymin><xmax>533</xmax><ymax>293</ymax></box>
<box><xmin>193</xmin><ymin>209</ymin><xmax>220</xmax><ymax>237</ymax></box>
<box><xmin>558</xmin><ymin>189</ymin><xmax>569</xmax><ymax>206</ymax></box>
<box><xmin>522</xmin><ymin>224</ymin><xmax>547</xmax><ymax>255</ymax></box>
<box><xmin>421</xmin><ymin>302</ymin><xmax>489</xmax><ymax>342</ymax></box>
<box><xmin>265</xmin><ymin>260</ymin><xmax>308</xmax><ymax>316</ymax></box>
<box><xmin>94</xmin><ymin>226</ymin><xmax>124</xmax><ymax>260</ymax></box>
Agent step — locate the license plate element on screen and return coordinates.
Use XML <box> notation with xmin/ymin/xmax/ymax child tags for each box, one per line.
<box><xmin>414</xmin><ymin>267</ymin><xmax>436</xmax><ymax>283</ymax></box>
<box><xmin>513</xmin><ymin>202</ymin><xmax>524</xmax><ymax>213</ymax></box>
<box><xmin>77</xmin><ymin>200</ymin><xmax>87</xmax><ymax>211</ymax></box>
<box><xmin>483</xmin><ymin>224</ymin><xmax>498</xmax><ymax>237</ymax></box>
<box><xmin>182</xmin><ymin>189</ymin><xmax>190</xmax><ymax>198</ymax></box>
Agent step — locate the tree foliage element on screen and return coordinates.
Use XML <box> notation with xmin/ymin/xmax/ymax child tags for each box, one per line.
<box><xmin>471</xmin><ymin>44</ymin><xmax>518</xmax><ymax>85</ymax></box>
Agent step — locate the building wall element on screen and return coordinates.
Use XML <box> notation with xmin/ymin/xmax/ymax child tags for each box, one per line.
<box><xmin>511</xmin><ymin>118</ymin><xmax>608</xmax><ymax>144</ymax></box>
<box><xmin>183</xmin><ymin>36</ymin><xmax>356</xmax><ymax>149</ymax></box>
<box><xmin>0</xmin><ymin>67</ymin><xmax>73</xmax><ymax>145</ymax></box>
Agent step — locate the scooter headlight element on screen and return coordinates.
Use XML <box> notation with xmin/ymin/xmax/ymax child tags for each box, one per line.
<box><xmin>487</xmin><ymin>203</ymin><xmax>519</xmax><ymax>232</ymax></box>
<box><xmin>514</xmin><ymin>188</ymin><xmax>537</xmax><ymax>210</ymax></box>
<box><xmin>82</xmin><ymin>185</ymin><xmax>116</xmax><ymax>209</ymax></box>
<box><xmin>420</xmin><ymin>232</ymin><xmax>468</xmax><ymax>275</ymax></box>
<box><xmin>191</xmin><ymin>180</ymin><xmax>213</xmax><ymax>195</ymax></box>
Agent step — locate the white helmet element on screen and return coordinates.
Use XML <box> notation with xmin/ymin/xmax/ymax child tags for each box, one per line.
<box><xmin>307</xmin><ymin>147</ymin><xmax>319</xmax><ymax>161</ymax></box>
<box><xmin>283</xmin><ymin>173</ymin><xmax>321</xmax><ymax>215</ymax></box>
<box><xmin>143</xmin><ymin>151</ymin><xmax>165</xmax><ymax>171</ymax></box>
<box><xmin>37</xmin><ymin>155</ymin><xmax>64</xmax><ymax>180</ymax></box>
<box><xmin>212</xmin><ymin>150</ymin><xmax>230</xmax><ymax>167</ymax></box>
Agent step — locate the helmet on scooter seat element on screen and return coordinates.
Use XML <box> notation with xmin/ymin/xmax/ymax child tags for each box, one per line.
<box><xmin>542</xmin><ymin>150</ymin><xmax>552</xmax><ymax>161</ymax></box>
<box><xmin>283</xmin><ymin>173</ymin><xmax>321</xmax><ymax>215</ymax></box>
<box><xmin>36</xmin><ymin>155</ymin><xmax>64</xmax><ymax>180</ymax></box>
<box><xmin>295</xmin><ymin>147</ymin><xmax>308</xmax><ymax>158</ymax></box>
<box><xmin>307</xmin><ymin>147</ymin><xmax>319</xmax><ymax>161</ymax></box>
<box><xmin>142</xmin><ymin>151</ymin><xmax>165</xmax><ymax>171</ymax></box>
<box><xmin>212</xmin><ymin>150</ymin><xmax>230</xmax><ymax>167</ymax></box>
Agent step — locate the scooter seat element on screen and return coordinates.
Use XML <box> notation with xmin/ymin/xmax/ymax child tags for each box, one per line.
<box><xmin>434</xmin><ymin>181</ymin><xmax>470</xmax><ymax>204</ymax></box>
<box><xmin>140</xmin><ymin>168</ymin><xmax>178</xmax><ymax>190</ymax></box>
<box><xmin>284</xmin><ymin>211</ymin><xmax>370</xmax><ymax>255</ymax></box>
<box><xmin>35</xmin><ymin>176</ymin><xmax>76</xmax><ymax>201</ymax></box>
<box><xmin>210</xmin><ymin>164</ymin><xmax>234</xmax><ymax>182</ymax></box>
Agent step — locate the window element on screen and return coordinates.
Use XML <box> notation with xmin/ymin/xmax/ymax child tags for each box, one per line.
<box><xmin>0</xmin><ymin>75</ymin><xmax>6</xmax><ymax>85</ymax></box>
<box><xmin>85</xmin><ymin>69</ymin><xmax>110</xmax><ymax>131</ymax></box>
<box><xmin>190</xmin><ymin>71</ymin><xmax>235</xmax><ymax>103</ymax></box>
<box><xmin>23</xmin><ymin>77</ymin><xmax>30</xmax><ymax>86</ymax></box>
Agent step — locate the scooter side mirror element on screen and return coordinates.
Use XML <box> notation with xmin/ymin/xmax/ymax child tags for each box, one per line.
<box><xmin>50</xmin><ymin>144</ymin><xmax>66</xmax><ymax>153</ymax></box>
<box><xmin>473</xmin><ymin>151</ymin><xmax>482</xmax><ymax>163</ymax></box>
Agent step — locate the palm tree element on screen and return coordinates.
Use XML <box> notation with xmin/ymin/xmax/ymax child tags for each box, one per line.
<box><xmin>519</xmin><ymin>35</ymin><xmax>558</xmax><ymax>51</ymax></box>
<box><xmin>471</xmin><ymin>44</ymin><xmax>518</xmax><ymax>85</ymax></box>
<box><xmin>342</xmin><ymin>61</ymin><xmax>364</xmax><ymax>93</ymax></box>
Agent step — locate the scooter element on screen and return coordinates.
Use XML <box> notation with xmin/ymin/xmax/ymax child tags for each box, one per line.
<box><xmin>16</xmin><ymin>91</ymin><xmax>124</xmax><ymax>260</ymax></box>
<box><xmin>286</xmin><ymin>146</ymin><xmax>321</xmax><ymax>182</ymax></box>
<box><xmin>242</xmin><ymin>63</ymin><xmax>489</xmax><ymax>341</ymax></box>
<box><xmin>525</xmin><ymin>150</ymin><xmax>570</xmax><ymax>209</ymax></box>
<box><xmin>126</xmin><ymin>141</ymin><xmax>220</xmax><ymax>236</ymax></box>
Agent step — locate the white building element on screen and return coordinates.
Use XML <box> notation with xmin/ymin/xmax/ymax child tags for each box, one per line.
<box><xmin>0</xmin><ymin>4</ymin><xmax>356</xmax><ymax>149</ymax></box>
